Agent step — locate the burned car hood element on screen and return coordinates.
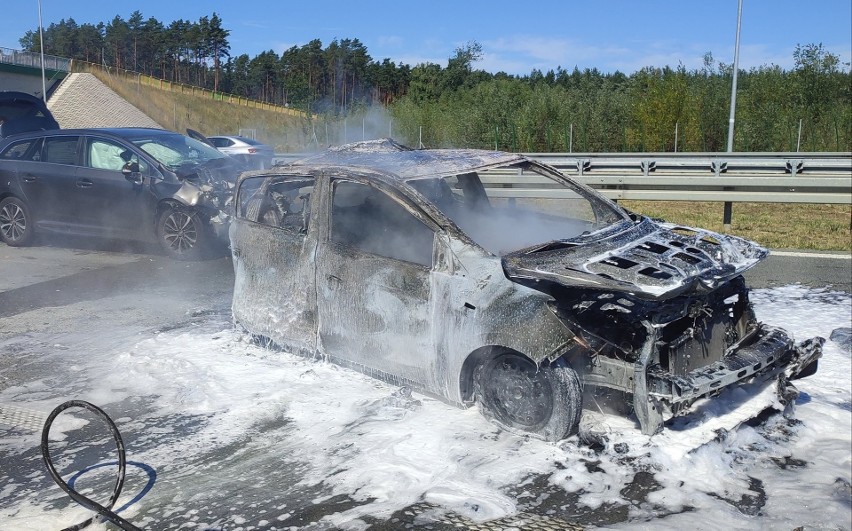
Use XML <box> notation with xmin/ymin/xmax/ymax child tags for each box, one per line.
<box><xmin>502</xmin><ymin>217</ymin><xmax>768</xmax><ymax>300</ymax></box>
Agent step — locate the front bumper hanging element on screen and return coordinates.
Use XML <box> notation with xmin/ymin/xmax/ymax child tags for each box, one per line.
<box><xmin>633</xmin><ymin>324</ymin><xmax>824</xmax><ymax>435</ymax></box>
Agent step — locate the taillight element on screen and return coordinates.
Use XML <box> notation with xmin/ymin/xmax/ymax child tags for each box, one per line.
<box><xmin>248</xmin><ymin>148</ymin><xmax>258</xmax><ymax>153</ymax></box>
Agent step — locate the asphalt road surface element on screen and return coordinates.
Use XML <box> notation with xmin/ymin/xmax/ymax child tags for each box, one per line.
<box><xmin>2</xmin><ymin>238</ymin><xmax>848</xmax><ymax>320</ymax></box>
<box><xmin>0</xmin><ymin>236</ymin><xmax>849</xmax><ymax>529</ymax></box>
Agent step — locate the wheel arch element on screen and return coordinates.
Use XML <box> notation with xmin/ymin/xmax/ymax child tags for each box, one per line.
<box><xmin>459</xmin><ymin>345</ymin><xmax>533</xmax><ymax>403</ymax></box>
<box><xmin>459</xmin><ymin>345</ymin><xmax>581</xmax><ymax>403</ymax></box>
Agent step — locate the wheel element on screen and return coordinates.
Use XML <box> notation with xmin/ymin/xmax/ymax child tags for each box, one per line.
<box><xmin>156</xmin><ymin>207</ymin><xmax>207</xmax><ymax>260</ymax></box>
<box><xmin>0</xmin><ymin>197</ymin><xmax>35</xmax><ymax>246</ymax></box>
<box><xmin>474</xmin><ymin>352</ymin><xmax>582</xmax><ymax>441</ymax></box>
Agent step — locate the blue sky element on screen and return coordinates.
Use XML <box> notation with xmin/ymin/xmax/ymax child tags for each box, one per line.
<box><xmin>3</xmin><ymin>1</ymin><xmax>850</xmax><ymax>75</ymax></box>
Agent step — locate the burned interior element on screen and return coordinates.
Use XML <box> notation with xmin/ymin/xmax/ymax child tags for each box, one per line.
<box><xmin>230</xmin><ymin>139</ymin><xmax>823</xmax><ymax>441</ymax></box>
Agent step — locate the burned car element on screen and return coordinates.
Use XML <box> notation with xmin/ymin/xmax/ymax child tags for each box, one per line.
<box><xmin>230</xmin><ymin>139</ymin><xmax>822</xmax><ymax>440</ymax></box>
<box><xmin>0</xmin><ymin>128</ymin><xmax>241</xmax><ymax>259</ymax></box>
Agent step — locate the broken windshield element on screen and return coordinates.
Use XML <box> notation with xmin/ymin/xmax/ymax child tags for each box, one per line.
<box><xmin>409</xmin><ymin>163</ymin><xmax>626</xmax><ymax>255</ymax></box>
<box><xmin>130</xmin><ymin>133</ymin><xmax>227</xmax><ymax>171</ymax></box>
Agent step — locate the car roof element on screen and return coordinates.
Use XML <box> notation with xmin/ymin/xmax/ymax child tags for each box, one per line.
<box><xmin>0</xmin><ymin>127</ymin><xmax>187</xmax><ymax>143</ymax></box>
<box><xmin>210</xmin><ymin>135</ymin><xmax>264</xmax><ymax>144</ymax></box>
<box><xmin>9</xmin><ymin>127</ymin><xmax>175</xmax><ymax>136</ymax></box>
<box><xmin>287</xmin><ymin>138</ymin><xmax>525</xmax><ymax>181</ymax></box>
<box><xmin>0</xmin><ymin>91</ymin><xmax>48</xmax><ymax>104</ymax></box>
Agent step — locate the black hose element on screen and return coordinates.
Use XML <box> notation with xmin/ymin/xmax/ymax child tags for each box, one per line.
<box><xmin>41</xmin><ymin>400</ymin><xmax>144</xmax><ymax>531</ymax></box>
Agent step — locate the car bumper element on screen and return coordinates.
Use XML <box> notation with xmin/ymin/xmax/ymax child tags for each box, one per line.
<box><xmin>646</xmin><ymin>326</ymin><xmax>823</xmax><ymax>403</ymax></box>
<box><xmin>632</xmin><ymin>325</ymin><xmax>824</xmax><ymax>434</ymax></box>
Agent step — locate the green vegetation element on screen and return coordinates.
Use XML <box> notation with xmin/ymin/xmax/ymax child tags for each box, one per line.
<box><xmin>622</xmin><ymin>202</ymin><xmax>850</xmax><ymax>252</ymax></box>
<box><xmin>23</xmin><ymin>14</ymin><xmax>851</xmax><ymax>152</ymax></box>
<box><xmin>82</xmin><ymin>66</ymin><xmax>311</xmax><ymax>152</ymax></box>
<box><xmin>22</xmin><ymin>13</ymin><xmax>851</xmax><ymax>250</ymax></box>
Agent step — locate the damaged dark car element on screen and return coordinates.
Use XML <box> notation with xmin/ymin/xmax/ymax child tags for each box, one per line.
<box><xmin>230</xmin><ymin>139</ymin><xmax>823</xmax><ymax>441</ymax></box>
<box><xmin>0</xmin><ymin>127</ymin><xmax>241</xmax><ymax>259</ymax></box>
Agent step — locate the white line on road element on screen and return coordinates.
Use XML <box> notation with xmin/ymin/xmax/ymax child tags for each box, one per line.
<box><xmin>771</xmin><ymin>250</ymin><xmax>852</xmax><ymax>260</ymax></box>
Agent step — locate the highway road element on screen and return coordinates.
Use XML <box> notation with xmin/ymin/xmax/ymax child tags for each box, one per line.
<box><xmin>0</xmin><ymin>237</ymin><xmax>849</xmax><ymax>529</ymax></box>
<box><xmin>1</xmin><ymin>238</ymin><xmax>848</xmax><ymax>319</ymax></box>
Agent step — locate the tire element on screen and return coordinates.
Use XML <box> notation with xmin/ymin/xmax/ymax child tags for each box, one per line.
<box><xmin>0</xmin><ymin>197</ymin><xmax>35</xmax><ymax>247</ymax></box>
<box><xmin>156</xmin><ymin>207</ymin><xmax>207</xmax><ymax>260</ymax></box>
<box><xmin>474</xmin><ymin>352</ymin><xmax>582</xmax><ymax>441</ymax></box>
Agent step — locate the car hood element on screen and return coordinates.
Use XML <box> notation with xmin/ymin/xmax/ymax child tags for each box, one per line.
<box><xmin>502</xmin><ymin>217</ymin><xmax>768</xmax><ymax>300</ymax></box>
<box><xmin>174</xmin><ymin>155</ymin><xmax>243</xmax><ymax>185</ymax></box>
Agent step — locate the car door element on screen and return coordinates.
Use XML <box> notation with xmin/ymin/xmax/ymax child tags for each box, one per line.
<box><xmin>230</xmin><ymin>173</ymin><xmax>318</xmax><ymax>355</ymax></box>
<box><xmin>17</xmin><ymin>135</ymin><xmax>81</xmax><ymax>229</ymax></box>
<box><xmin>315</xmin><ymin>177</ymin><xmax>437</xmax><ymax>387</ymax></box>
<box><xmin>74</xmin><ymin>135</ymin><xmax>153</xmax><ymax>236</ymax></box>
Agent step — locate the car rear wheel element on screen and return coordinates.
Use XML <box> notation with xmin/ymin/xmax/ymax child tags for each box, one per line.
<box><xmin>0</xmin><ymin>197</ymin><xmax>34</xmax><ymax>247</ymax></box>
<box><xmin>156</xmin><ymin>207</ymin><xmax>206</xmax><ymax>260</ymax></box>
<box><xmin>474</xmin><ymin>352</ymin><xmax>582</xmax><ymax>441</ymax></box>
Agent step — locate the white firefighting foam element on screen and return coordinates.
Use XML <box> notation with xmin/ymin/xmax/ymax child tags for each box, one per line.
<box><xmin>0</xmin><ymin>285</ymin><xmax>849</xmax><ymax>529</ymax></box>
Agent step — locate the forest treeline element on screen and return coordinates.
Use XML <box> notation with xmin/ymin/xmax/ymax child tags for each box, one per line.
<box><xmin>20</xmin><ymin>12</ymin><xmax>852</xmax><ymax>152</ymax></box>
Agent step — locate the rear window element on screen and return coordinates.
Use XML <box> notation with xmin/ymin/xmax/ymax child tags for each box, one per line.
<box><xmin>0</xmin><ymin>138</ymin><xmax>41</xmax><ymax>160</ymax></box>
<box><xmin>42</xmin><ymin>137</ymin><xmax>79</xmax><ymax>165</ymax></box>
<box><xmin>237</xmin><ymin>174</ymin><xmax>315</xmax><ymax>235</ymax></box>
<box><xmin>210</xmin><ymin>137</ymin><xmax>234</xmax><ymax>148</ymax></box>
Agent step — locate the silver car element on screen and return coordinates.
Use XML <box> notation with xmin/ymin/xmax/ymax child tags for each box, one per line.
<box><xmin>229</xmin><ymin>139</ymin><xmax>822</xmax><ymax>441</ymax></box>
<box><xmin>208</xmin><ymin>135</ymin><xmax>274</xmax><ymax>169</ymax></box>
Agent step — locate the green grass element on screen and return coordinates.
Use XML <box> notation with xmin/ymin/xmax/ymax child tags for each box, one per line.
<box><xmin>622</xmin><ymin>201</ymin><xmax>851</xmax><ymax>251</ymax></box>
<box><xmin>84</xmin><ymin>67</ymin><xmax>310</xmax><ymax>151</ymax></box>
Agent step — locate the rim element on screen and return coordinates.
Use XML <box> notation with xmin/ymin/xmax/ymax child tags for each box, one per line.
<box><xmin>0</xmin><ymin>202</ymin><xmax>27</xmax><ymax>242</ymax></box>
<box><xmin>162</xmin><ymin>211</ymin><xmax>198</xmax><ymax>253</ymax></box>
<box><xmin>482</xmin><ymin>354</ymin><xmax>553</xmax><ymax>428</ymax></box>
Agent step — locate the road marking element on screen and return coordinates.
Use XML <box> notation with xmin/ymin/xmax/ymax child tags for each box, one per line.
<box><xmin>771</xmin><ymin>251</ymin><xmax>851</xmax><ymax>260</ymax></box>
<box><xmin>0</xmin><ymin>404</ymin><xmax>47</xmax><ymax>431</ymax></box>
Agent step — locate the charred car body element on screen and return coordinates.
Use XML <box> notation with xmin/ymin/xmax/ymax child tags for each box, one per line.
<box><xmin>230</xmin><ymin>139</ymin><xmax>822</xmax><ymax>440</ymax></box>
<box><xmin>0</xmin><ymin>128</ymin><xmax>241</xmax><ymax>259</ymax></box>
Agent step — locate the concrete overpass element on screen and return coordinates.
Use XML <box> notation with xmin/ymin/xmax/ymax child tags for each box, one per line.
<box><xmin>0</xmin><ymin>46</ymin><xmax>70</xmax><ymax>97</ymax></box>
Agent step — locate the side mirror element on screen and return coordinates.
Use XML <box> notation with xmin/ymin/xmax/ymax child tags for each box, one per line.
<box><xmin>122</xmin><ymin>162</ymin><xmax>142</xmax><ymax>184</ymax></box>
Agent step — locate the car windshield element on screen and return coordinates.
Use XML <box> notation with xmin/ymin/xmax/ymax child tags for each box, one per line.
<box><xmin>409</xmin><ymin>162</ymin><xmax>627</xmax><ymax>255</ymax></box>
<box><xmin>129</xmin><ymin>133</ymin><xmax>227</xmax><ymax>170</ymax></box>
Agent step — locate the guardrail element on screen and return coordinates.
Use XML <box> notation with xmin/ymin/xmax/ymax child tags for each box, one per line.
<box><xmin>275</xmin><ymin>151</ymin><xmax>851</xmax><ymax>205</ymax></box>
<box><xmin>495</xmin><ymin>152</ymin><xmax>852</xmax><ymax>205</ymax></box>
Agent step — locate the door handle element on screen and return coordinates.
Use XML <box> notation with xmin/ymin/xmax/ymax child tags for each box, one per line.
<box><xmin>76</xmin><ymin>179</ymin><xmax>93</xmax><ymax>188</ymax></box>
<box><xmin>327</xmin><ymin>274</ymin><xmax>342</xmax><ymax>289</ymax></box>
<box><xmin>22</xmin><ymin>175</ymin><xmax>37</xmax><ymax>182</ymax></box>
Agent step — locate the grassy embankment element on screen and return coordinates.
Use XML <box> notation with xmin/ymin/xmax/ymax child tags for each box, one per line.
<box><xmin>86</xmin><ymin>68</ymin><xmax>850</xmax><ymax>252</ymax></box>
<box><xmin>621</xmin><ymin>201</ymin><xmax>850</xmax><ymax>252</ymax></box>
<box><xmin>84</xmin><ymin>67</ymin><xmax>311</xmax><ymax>152</ymax></box>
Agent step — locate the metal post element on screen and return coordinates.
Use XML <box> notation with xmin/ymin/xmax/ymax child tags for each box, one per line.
<box><xmin>726</xmin><ymin>0</ymin><xmax>743</xmax><ymax>153</ymax></box>
<box><xmin>796</xmin><ymin>119</ymin><xmax>803</xmax><ymax>152</ymax></box>
<box><xmin>569</xmin><ymin>123</ymin><xmax>573</xmax><ymax>153</ymax></box>
<box><xmin>674</xmin><ymin>122</ymin><xmax>679</xmax><ymax>153</ymax></box>
<box><xmin>724</xmin><ymin>0</ymin><xmax>743</xmax><ymax>232</ymax></box>
<box><xmin>37</xmin><ymin>0</ymin><xmax>47</xmax><ymax>102</ymax></box>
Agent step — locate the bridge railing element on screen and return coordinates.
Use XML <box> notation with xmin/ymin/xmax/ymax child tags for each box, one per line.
<box><xmin>0</xmin><ymin>47</ymin><xmax>71</xmax><ymax>72</ymax></box>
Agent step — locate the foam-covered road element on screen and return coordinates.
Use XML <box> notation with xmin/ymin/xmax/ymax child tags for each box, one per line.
<box><xmin>1</xmin><ymin>239</ymin><xmax>850</xmax><ymax>530</ymax></box>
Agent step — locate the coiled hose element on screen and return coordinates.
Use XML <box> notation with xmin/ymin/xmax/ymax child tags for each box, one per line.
<box><xmin>41</xmin><ymin>400</ymin><xmax>143</xmax><ymax>531</ymax></box>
